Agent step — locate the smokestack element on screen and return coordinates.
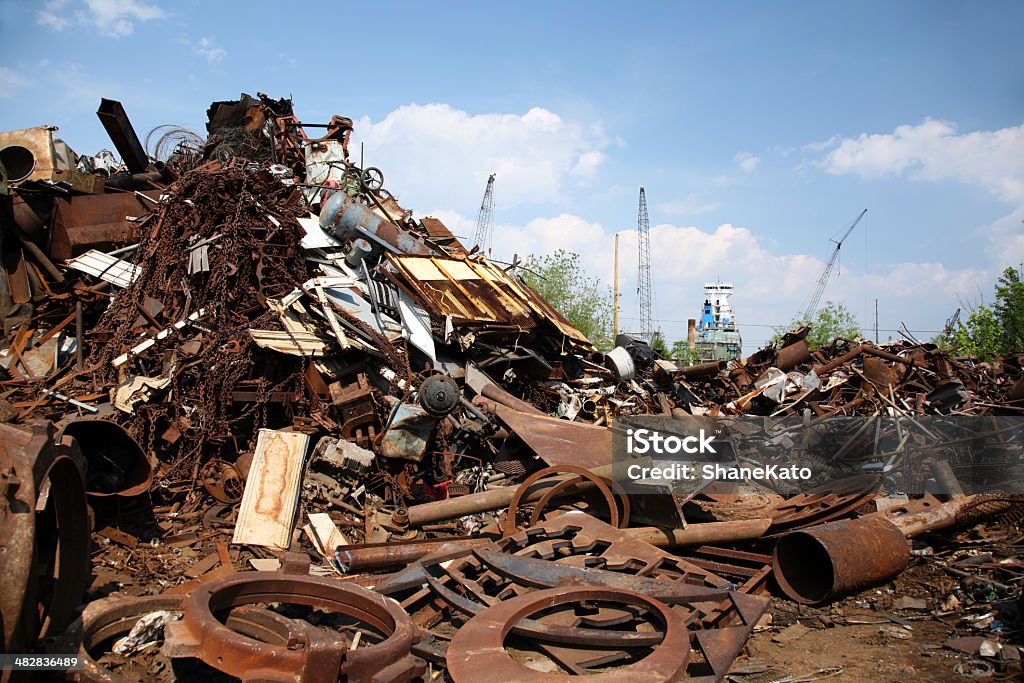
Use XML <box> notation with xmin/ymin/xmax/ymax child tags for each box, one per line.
<box><xmin>687</xmin><ymin>319</ymin><xmax>697</xmax><ymax>349</ymax></box>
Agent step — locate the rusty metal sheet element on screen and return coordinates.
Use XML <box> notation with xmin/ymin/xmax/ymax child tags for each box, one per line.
<box><xmin>51</xmin><ymin>191</ymin><xmax>159</xmax><ymax>260</ymax></box>
<box><xmin>494</xmin><ymin>405</ymin><xmax>611</xmax><ymax>470</ymax></box>
<box><xmin>388</xmin><ymin>254</ymin><xmax>592</xmax><ymax>346</ymax></box>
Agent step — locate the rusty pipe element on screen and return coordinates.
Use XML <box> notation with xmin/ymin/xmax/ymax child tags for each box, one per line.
<box><xmin>775</xmin><ymin>339</ymin><xmax>811</xmax><ymax>371</ymax></box>
<box><xmin>625</xmin><ymin>518</ymin><xmax>772</xmax><ymax>547</ymax></box>
<box><xmin>680</xmin><ymin>360</ymin><xmax>726</xmax><ymax>380</ymax></box>
<box><xmin>772</xmin><ymin>517</ymin><xmax>910</xmax><ymax>604</ymax></box>
<box><xmin>407</xmin><ymin>464</ymin><xmax>614</xmax><ymax>527</ymax></box>
<box><xmin>480</xmin><ymin>382</ymin><xmax>545</xmax><ymax>415</ymax></box>
<box><xmin>336</xmin><ymin>537</ymin><xmax>494</xmax><ymax>573</ymax></box>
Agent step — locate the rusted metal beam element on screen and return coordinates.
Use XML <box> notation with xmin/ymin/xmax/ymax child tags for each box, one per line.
<box><xmin>96</xmin><ymin>99</ymin><xmax>149</xmax><ymax>174</ymax></box>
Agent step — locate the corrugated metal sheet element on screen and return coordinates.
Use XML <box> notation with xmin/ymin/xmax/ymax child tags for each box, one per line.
<box><xmin>65</xmin><ymin>249</ymin><xmax>141</xmax><ymax>288</ymax></box>
<box><xmin>387</xmin><ymin>254</ymin><xmax>592</xmax><ymax>346</ymax></box>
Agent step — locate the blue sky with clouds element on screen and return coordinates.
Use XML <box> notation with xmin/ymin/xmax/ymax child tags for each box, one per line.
<box><xmin>2</xmin><ymin>1</ymin><xmax>1022</xmax><ymax>349</ymax></box>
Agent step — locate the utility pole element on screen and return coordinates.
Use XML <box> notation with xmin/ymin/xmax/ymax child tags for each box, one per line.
<box><xmin>613</xmin><ymin>233</ymin><xmax>619</xmax><ymax>337</ymax></box>
<box><xmin>637</xmin><ymin>187</ymin><xmax>653</xmax><ymax>341</ymax></box>
<box><xmin>472</xmin><ymin>173</ymin><xmax>496</xmax><ymax>256</ymax></box>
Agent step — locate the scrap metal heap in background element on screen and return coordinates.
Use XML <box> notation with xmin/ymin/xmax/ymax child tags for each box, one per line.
<box><xmin>1</xmin><ymin>94</ymin><xmax>1024</xmax><ymax>681</ymax></box>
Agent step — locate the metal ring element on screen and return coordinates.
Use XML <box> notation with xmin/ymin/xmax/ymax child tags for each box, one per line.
<box><xmin>446</xmin><ymin>587</ymin><xmax>690</xmax><ymax>682</ymax></box>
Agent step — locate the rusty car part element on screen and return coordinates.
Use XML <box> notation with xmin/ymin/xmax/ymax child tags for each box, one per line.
<box><xmin>446</xmin><ymin>587</ymin><xmax>690</xmax><ymax>683</ymax></box>
<box><xmin>772</xmin><ymin>516</ymin><xmax>911</xmax><ymax>604</ymax></box>
<box><xmin>164</xmin><ymin>558</ymin><xmax>425</xmax><ymax>683</ymax></box>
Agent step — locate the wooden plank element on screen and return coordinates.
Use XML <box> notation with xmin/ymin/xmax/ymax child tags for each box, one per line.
<box><xmin>232</xmin><ymin>429</ymin><xmax>310</xmax><ymax>549</ymax></box>
<box><xmin>303</xmin><ymin>512</ymin><xmax>348</xmax><ymax>558</ymax></box>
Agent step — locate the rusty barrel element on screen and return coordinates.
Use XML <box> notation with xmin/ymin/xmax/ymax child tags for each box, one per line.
<box><xmin>772</xmin><ymin>516</ymin><xmax>910</xmax><ymax>604</ymax></box>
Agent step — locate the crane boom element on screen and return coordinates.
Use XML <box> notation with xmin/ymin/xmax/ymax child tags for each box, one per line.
<box><xmin>801</xmin><ymin>209</ymin><xmax>867</xmax><ymax>320</ymax></box>
<box><xmin>472</xmin><ymin>173</ymin><xmax>496</xmax><ymax>256</ymax></box>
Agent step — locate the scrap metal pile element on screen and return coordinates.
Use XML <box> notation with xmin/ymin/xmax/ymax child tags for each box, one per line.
<box><xmin>2</xmin><ymin>94</ymin><xmax>1024</xmax><ymax>681</ymax></box>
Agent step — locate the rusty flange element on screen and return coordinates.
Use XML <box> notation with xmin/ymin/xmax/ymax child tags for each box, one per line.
<box><xmin>446</xmin><ymin>587</ymin><xmax>690</xmax><ymax>683</ymax></box>
<box><xmin>163</xmin><ymin>565</ymin><xmax>425</xmax><ymax>683</ymax></box>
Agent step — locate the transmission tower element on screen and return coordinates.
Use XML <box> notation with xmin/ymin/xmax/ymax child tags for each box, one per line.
<box><xmin>472</xmin><ymin>173</ymin><xmax>496</xmax><ymax>256</ymax></box>
<box><xmin>637</xmin><ymin>186</ymin><xmax>653</xmax><ymax>341</ymax></box>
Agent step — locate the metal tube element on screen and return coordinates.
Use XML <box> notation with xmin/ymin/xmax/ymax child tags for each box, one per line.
<box><xmin>407</xmin><ymin>464</ymin><xmax>614</xmax><ymax>527</ymax></box>
<box><xmin>625</xmin><ymin>518</ymin><xmax>772</xmax><ymax>547</ymax></box>
<box><xmin>775</xmin><ymin>339</ymin><xmax>811</xmax><ymax>370</ymax></box>
<box><xmin>680</xmin><ymin>360</ymin><xmax>726</xmax><ymax>379</ymax></box>
<box><xmin>772</xmin><ymin>517</ymin><xmax>910</xmax><ymax>604</ymax></box>
<box><xmin>336</xmin><ymin>537</ymin><xmax>494</xmax><ymax>573</ymax></box>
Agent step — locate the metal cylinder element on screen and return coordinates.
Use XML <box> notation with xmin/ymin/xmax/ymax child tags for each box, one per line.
<box><xmin>775</xmin><ymin>339</ymin><xmax>811</xmax><ymax>371</ymax></box>
<box><xmin>680</xmin><ymin>360</ymin><xmax>726</xmax><ymax>379</ymax></box>
<box><xmin>772</xmin><ymin>517</ymin><xmax>910</xmax><ymax>604</ymax></box>
<box><xmin>604</xmin><ymin>346</ymin><xmax>636</xmax><ymax>380</ymax></box>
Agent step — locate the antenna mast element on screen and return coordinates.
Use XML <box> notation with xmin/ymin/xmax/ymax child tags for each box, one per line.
<box><xmin>637</xmin><ymin>187</ymin><xmax>653</xmax><ymax>341</ymax></box>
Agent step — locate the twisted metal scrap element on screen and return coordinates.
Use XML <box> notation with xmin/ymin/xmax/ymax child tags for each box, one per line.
<box><xmin>88</xmin><ymin>167</ymin><xmax>312</xmax><ymax>473</ymax></box>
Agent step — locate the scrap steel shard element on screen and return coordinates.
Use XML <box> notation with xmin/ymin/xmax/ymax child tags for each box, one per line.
<box><xmin>0</xmin><ymin>93</ymin><xmax>1021</xmax><ymax>682</ymax></box>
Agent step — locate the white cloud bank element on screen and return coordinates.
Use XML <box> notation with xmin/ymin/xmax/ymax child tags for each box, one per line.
<box><xmin>350</xmin><ymin>103</ymin><xmax>609</xmax><ymax>213</ymax></box>
<box><xmin>36</xmin><ymin>0</ymin><xmax>165</xmax><ymax>38</ymax></box>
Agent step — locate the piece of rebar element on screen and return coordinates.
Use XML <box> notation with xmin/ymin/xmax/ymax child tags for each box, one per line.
<box><xmin>75</xmin><ymin>300</ymin><xmax>84</xmax><ymax>370</ymax></box>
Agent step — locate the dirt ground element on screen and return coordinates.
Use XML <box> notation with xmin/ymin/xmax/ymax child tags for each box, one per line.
<box><xmin>736</xmin><ymin>557</ymin><xmax>1022</xmax><ymax>682</ymax></box>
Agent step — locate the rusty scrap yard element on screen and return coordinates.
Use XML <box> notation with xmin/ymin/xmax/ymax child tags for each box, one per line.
<box><xmin>1</xmin><ymin>94</ymin><xmax>1024</xmax><ymax>683</ymax></box>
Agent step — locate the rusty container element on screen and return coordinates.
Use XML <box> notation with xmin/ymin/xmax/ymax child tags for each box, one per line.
<box><xmin>772</xmin><ymin>516</ymin><xmax>910</xmax><ymax>604</ymax></box>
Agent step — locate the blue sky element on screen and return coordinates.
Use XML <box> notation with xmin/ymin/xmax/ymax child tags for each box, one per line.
<box><xmin>2</xmin><ymin>1</ymin><xmax>1022</xmax><ymax>350</ymax></box>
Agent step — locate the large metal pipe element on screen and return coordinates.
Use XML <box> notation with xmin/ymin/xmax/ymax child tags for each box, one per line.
<box><xmin>772</xmin><ymin>517</ymin><xmax>910</xmax><ymax>604</ymax></box>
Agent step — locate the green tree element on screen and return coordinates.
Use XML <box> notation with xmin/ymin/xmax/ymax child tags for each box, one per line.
<box><xmin>773</xmin><ymin>301</ymin><xmax>861</xmax><ymax>349</ymax></box>
<box><xmin>650</xmin><ymin>329</ymin><xmax>668</xmax><ymax>356</ymax></box>
<box><xmin>519</xmin><ymin>249</ymin><xmax>614</xmax><ymax>349</ymax></box>
<box><xmin>994</xmin><ymin>267</ymin><xmax>1024</xmax><ymax>353</ymax></box>
<box><xmin>954</xmin><ymin>304</ymin><xmax>1004</xmax><ymax>360</ymax></box>
<box><xmin>669</xmin><ymin>340</ymin><xmax>701</xmax><ymax>366</ymax></box>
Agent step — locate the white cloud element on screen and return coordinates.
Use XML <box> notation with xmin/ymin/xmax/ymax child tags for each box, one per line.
<box><xmin>657</xmin><ymin>193</ymin><xmax>722</xmax><ymax>216</ymax></box>
<box><xmin>0</xmin><ymin>68</ymin><xmax>26</xmax><ymax>99</ymax></box>
<box><xmin>478</xmin><ymin>210</ymin><xmax>988</xmax><ymax>351</ymax></box>
<box><xmin>196</xmin><ymin>36</ymin><xmax>227</xmax><ymax>64</ymax></box>
<box><xmin>36</xmin><ymin>0</ymin><xmax>71</xmax><ymax>30</ymax></box>
<box><xmin>735</xmin><ymin>151</ymin><xmax>761</xmax><ymax>173</ymax></box>
<box><xmin>350</xmin><ymin>103</ymin><xmax>609</xmax><ymax>212</ymax></box>
<box><xmin>818</xmin><ymin>118</ymin><xmax>1024</xmax><ymax>203</ymax></box>
<box><xmin>37</xmin><ymin>0</ymin><xmax>165</xmax><ymax>37</ymax></box>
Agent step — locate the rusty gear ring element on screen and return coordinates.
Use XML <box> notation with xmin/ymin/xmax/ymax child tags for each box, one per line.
<box><xmin>503</xmin><ymin>465</ymin><xmax>623</xmax><ymax>538</ymax></box>
<box><xmin>170</xmin><ymin>570</ymin><xmax>426</xmax><ymax>683</ymax></box>
<box><xmin>445</xmin><ymin>587</ymin><xmax>690</xmax><ymax>683</ymax></box>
